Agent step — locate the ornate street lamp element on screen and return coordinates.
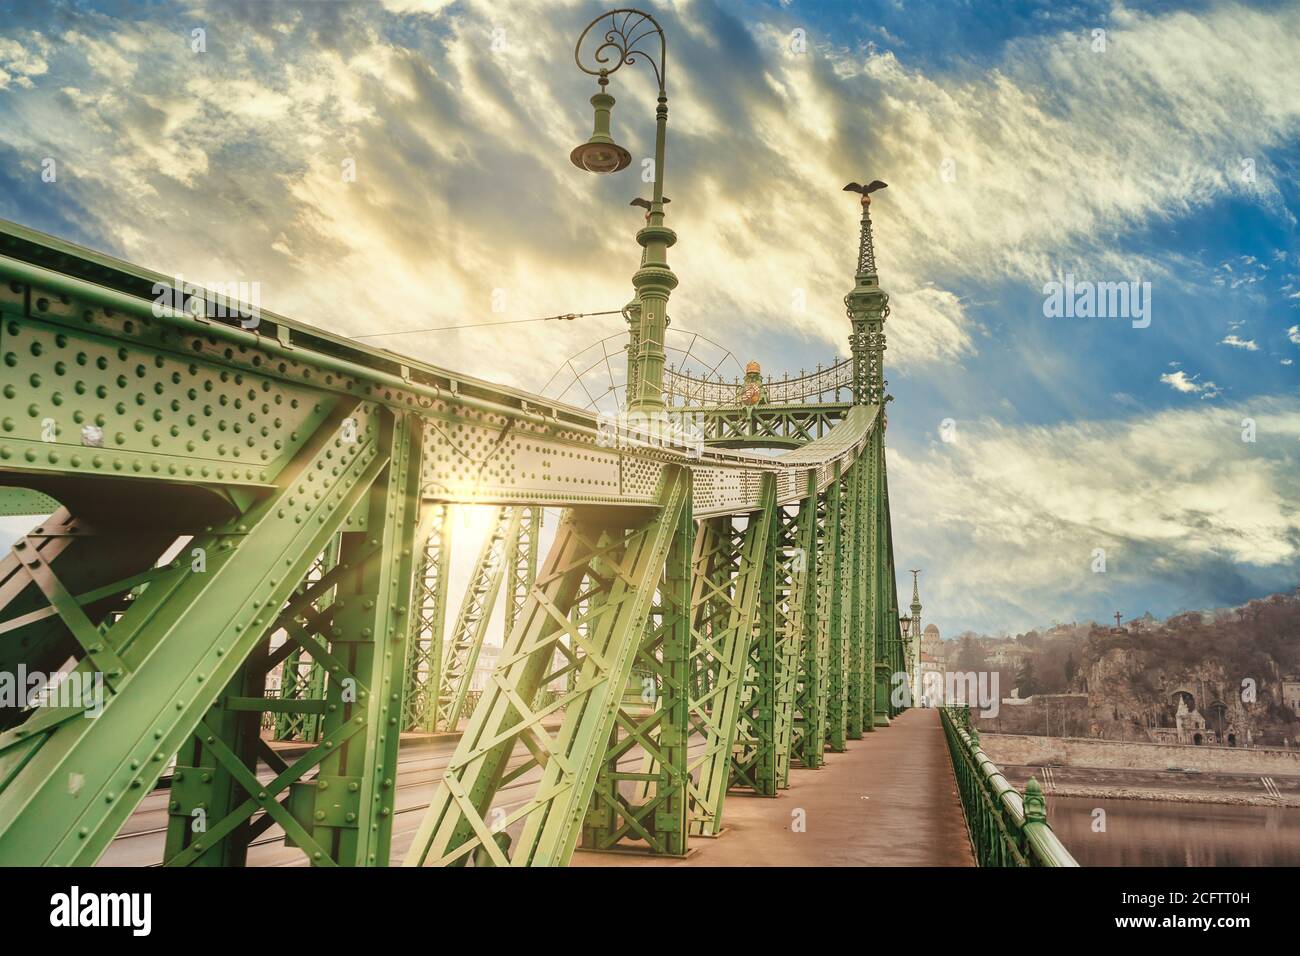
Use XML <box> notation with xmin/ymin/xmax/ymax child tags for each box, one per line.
<box><xmin>571</xmin><ymin>8</ymin><xmax>676</xmax><ymax>413</ymax></box>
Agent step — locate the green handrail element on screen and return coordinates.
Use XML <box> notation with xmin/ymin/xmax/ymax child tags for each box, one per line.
<box><xmin>939</xmin><ymin>707</ymin><xmax>1079</xmax><ymax>867</ymax></box>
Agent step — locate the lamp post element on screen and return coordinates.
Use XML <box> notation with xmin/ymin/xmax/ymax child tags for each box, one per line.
<box><xmin>571</xmin><ymin>8</ymin><xmax>676</xmax><ymax>414</ymax></box>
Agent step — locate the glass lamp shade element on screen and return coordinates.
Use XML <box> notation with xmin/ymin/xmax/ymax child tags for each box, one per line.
<box><xmin>570</xmin><ymin>140</ymin><xmax>632</xmax><ymax>174</ymax></box>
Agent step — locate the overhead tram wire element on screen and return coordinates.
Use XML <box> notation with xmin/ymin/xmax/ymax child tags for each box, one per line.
<box><xmin>349</xmin><ymin>309</ymin><xmax>626</xmax><ymax>340</ymax></box>
<box><xmin>346</xmin><ymin>307</ymin><xmax>625</xmax><ymax>478</ymax></box>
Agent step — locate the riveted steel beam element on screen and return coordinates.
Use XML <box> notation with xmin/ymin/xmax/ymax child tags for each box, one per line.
<box><xmin>164</xmin><ymin>408</ymin><xmax>424</xmax><ymax>867</ymax></box>
<box><xmin>0</xmin><ymin>232</ymin><xmax>878</xmax><ymax>520</ymax></box>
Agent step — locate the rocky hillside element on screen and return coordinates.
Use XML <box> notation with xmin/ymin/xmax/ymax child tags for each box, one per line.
<box><xmin>964</xmin><ymin>589</ymin><xmax>1300</xmax><ymax>744</ymax></box>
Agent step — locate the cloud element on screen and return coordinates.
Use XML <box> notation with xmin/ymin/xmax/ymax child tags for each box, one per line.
<box><xmin>1219</xmin><ymin>335</ymin><xmax>1259</xmax><ymax>351</ymax></box>
<box><xmin>0</xmin><ymin>0</ymin><xmax>1298</xmax><ymax>392</ymax></box>
<box><xmin>892</xmin><ymin>395</ymin><xmax>1300</xmax><ymax>631</ymax></box>
<box><xmin>1288</xmin><ymin>325</ymin><xmax>1300</xmax><ymax>345</ymax></box>
<box><xmin>0</xmin><ymin>33</ymin><xmax>48</xmax><ymax>89</ymax></box>
<box><xmin>1159</xmin><ymin>369</ymin><xmax>1219</xmax><ymax>398</ymax></box>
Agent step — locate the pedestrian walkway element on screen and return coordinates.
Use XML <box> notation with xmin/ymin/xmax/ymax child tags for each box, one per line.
<box><xmin>573</xmin><ymin>708</ymin><xmax>976</xmax><ymax>866</ymax></box>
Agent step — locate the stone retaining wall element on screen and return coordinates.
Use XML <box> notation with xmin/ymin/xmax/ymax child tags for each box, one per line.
<box><xmin>980</xmin><ymin>733</ymin><xmax>1300</xmax><ymax>775</ymax></box>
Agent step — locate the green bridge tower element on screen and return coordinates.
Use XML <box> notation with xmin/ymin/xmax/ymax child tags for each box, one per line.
<box><xmin>843</xmin><ymin>181</ymin><xmax>897</xmax><ymax>727</ymax></box>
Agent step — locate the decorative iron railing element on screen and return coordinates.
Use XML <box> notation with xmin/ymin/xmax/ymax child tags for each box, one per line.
<box><xmin>940</xmin><ymin>707</ymin><xmax>1079</xmax><ymax>867</ymax></box>
<box><xmin>663</xmin><ymin>358</ymin><xmax>853</xmax><ymax>407</ymax></box>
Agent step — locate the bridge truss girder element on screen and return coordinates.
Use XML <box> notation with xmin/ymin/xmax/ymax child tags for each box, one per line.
<box><xmin>0</xmin><ymin>223</ymin><xmax>908</xmax><ymax>867</ymax></box>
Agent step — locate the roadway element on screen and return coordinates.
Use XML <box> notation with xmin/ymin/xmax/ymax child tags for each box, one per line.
<box><xmin>573</xmin><ymin>708</ymin><xmax>976</xmax><ymax>866</ymax></box>
<box><xmin>103</xmin><ymin>728</ymin><xmax>706</xmax><ymax>866</ymax></box>
<box><xmin>103</xmin><ymin>708</ymin><xmax>974</xmax><ymax>866</ymax></box>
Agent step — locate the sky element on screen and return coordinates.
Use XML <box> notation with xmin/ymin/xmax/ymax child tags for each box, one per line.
<box><xmin>0</xmin><ymin>0</ymin><xmax>1297</xmax><ymax>638</ymax></box>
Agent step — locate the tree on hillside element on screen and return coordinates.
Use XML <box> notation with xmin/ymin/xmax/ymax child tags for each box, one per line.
<box><xmin>954</xmin><ymin>635</ymin><xmax>984</xmax><ymax>671</ymax></box>
<box><xmin>1016</xmin><ymin>658</ymin><xmax>1037</xmax><ymax>697</ymax></box>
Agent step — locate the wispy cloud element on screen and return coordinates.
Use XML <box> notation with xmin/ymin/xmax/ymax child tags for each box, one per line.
<box><xmin>1159</xmin><ymin>369</ymin><xmax>1219</xmax><ymax>399</ymax></box>
<box><xmin>1220</xmin><ymin>334</ymin><xmax>1259</xmax><ymax>351</ymax></box>
<box><xmin>892</xmin><ymin>396</ymin><xmax>1300</xmax><ymax>631</ymax></box>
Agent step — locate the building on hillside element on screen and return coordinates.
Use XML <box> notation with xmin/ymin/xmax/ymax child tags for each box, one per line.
<box><xmin>1283</xmin><ymin>678</ymin><xmax>1300</xmax><ymax>716</ymax></box>
<box><xmin>986</xmin><ymin>643</ymin><xmax>1028</xmax><ymax>669</ymax></box>
<box><xmin>1150</xmin><ymin>696</ymin><xmax>1218</xmax><ymax>746</ymax></box>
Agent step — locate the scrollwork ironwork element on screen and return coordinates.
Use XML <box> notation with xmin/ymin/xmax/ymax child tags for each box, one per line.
<box><xmin>575</xmin><ymin>7</ymin><xmax>666</xmax><ymax>92</ymax></box>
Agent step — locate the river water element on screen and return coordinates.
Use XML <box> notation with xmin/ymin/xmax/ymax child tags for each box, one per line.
<box><xmin>1045</xmin><ymin>795</ymin><xmax>1300</xmax><ymax>866</ymax></box>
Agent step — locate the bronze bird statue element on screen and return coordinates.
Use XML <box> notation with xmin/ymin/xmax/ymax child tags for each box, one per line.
<box><xmin>843</xmin><ymin>180</ymin><xmax>887</xmax><ymax>195</ymax></box>
<box><xmin>631</xmin><ymin>196</ymin><xmax>671</xmax><ymax>221</ymax></box>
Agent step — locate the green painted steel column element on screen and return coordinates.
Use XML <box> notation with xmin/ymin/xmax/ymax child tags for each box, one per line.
<box><xmin>882</xmin><ymin>456</ymin><xmax>904</xmax><ymax>717</ymax></box>
<box><xmin>772</xmin><ymin>499</ymin><xmax>804</xmax><ymax>789</ymax></box>
<box><xmin>792</xmin><ymin>469</ymin><xmax>827</xmax><ymax>768</ymax></box>
<box><xmin>723</xmin><ymin>478</ymin><xmax>777</xmax><ymax>799</ymax></box>
<box><xmin>304</xmin><ymin>409</ymin><xmax>424</xmax><ymax>866</ymax></box>
<box><xmin>729</xmin><ymin>515</ymin><xmax>777</xmax><ymax>796</ymax></box>
<box><xmin>846</xmin><ymin>457</ymin><xmax>865</xmax><ymax>739</ymax></box>
<box><xmin>0</xmin><ymin>397</ymin><xmax>394</xmax><ymax>866</ymax></box>
<box><xmin>873</xmin><ymin>430</ymin><xmax>892</xmax><ymax>728</ymax></box>
<box><xmin>687</xmin><ymin>517</ymin><xmax>756</xmax><ymax>831</ymax></box>
<box><xmin>824</xmin><ymin>464</ymin><xmax>847</xmax><ymax>752</ymax></box>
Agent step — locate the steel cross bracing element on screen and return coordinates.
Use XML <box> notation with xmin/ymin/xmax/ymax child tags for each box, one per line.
<box><xmin>273</xmin><ymin>534</ymin><xmax>341</xmax><ymax>743</ymax></box>
<box><xmin>696</xmin><ymin>403</ymin><xmax>850</xmax><ymax>450</ymax></box>
<box><xmin>0</xmin><ymin>218</ymin><xmax>909</xmax><ymax>867</ymax></box>
<box><xmin>402</xmin><ymin>505</ymin><xmax>452</xmax><ymax>731</ymax></box>
<box><xmin>726</xmin><ymin>479</ymin><xmax>799</xmax><ymax>799</ymax></box>
<box><xmin>432</xmin><ymin>506</ymin><xmax>516</xmax><ymax>733</ymax></box>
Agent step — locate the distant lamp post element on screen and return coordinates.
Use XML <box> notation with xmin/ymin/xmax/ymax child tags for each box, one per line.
<box><xmin>571</xmin><ymin>8</ymin><xmax>676</xmax><ymax>413</ymax></box>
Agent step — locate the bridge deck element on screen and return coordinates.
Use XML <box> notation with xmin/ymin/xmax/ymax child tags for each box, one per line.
<box><xmin>574</xmin><ymin>708</ymin><xmax>976</xmax><ymax>867</ymax></box>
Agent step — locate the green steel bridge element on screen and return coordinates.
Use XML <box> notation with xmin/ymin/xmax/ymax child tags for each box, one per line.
<box><xmin>0</xmin><ymin>7</ymin><xmax>1075</xmax><ymax>870</ymax></box>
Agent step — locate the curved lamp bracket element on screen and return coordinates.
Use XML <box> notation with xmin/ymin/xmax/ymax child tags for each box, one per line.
<box><xmin>575</xmin><ymin>7</ymin><xmax>666</xmax><ymax>93</ymax></box>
